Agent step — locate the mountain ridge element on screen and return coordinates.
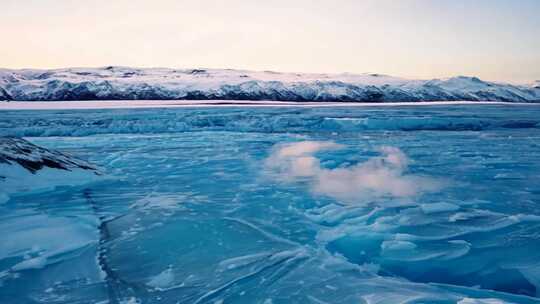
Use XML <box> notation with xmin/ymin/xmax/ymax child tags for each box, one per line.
<box><xmin>1</xmin><ymin>67</ymin><xmax>538</xmax><ymax>103</ymax></box>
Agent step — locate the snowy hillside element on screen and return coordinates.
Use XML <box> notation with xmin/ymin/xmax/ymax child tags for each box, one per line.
<box><xmin>0</xmin><ymin>67</ymin><xmax>539</xmax><ymax>102</ymax></box>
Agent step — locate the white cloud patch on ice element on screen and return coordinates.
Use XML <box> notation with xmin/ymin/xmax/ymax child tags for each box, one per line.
<box><xmin>265</xmin><ymin>141</ymin><xmax>442</xmax><ymax>202</ymax></box>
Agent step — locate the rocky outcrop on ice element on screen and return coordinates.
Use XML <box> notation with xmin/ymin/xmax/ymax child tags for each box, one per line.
<box><xmin>0</xmin><ymin>67</ymin><xmax>538</xmax><ymax>103</ymax></box>
<box><xmin>0</xmin><ymin>137</ymin><xmax>97</xmax><ymax>174</ymax></box>
<box><xmin>0</xmin><ymin>137</ymin><xmax>100</xmax><ymax>196</ymax></box>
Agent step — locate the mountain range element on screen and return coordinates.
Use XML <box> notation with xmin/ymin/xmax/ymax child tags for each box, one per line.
<box><xmin>1</xmin><ymin>67</ymin><xmax>538</xmax><ymax>103</ymax></box>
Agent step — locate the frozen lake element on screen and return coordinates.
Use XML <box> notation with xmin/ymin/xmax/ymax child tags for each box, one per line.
<box><xmin>1</xmin><ymin>104</ymin><xmax>540</xmax><ymax>303</ymax></box>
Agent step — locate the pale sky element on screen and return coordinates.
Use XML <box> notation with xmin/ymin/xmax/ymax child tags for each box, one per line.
<box><xmin>1</xmin><ymin>0</ymin><xmax>539</xmax><ymax>83</ymax></box>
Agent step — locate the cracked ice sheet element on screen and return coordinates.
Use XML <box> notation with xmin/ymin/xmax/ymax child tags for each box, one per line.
<box><xmin>2</xmin><ymin>106</ymin><xmax>540</xmax><ymax>303</ymax></box>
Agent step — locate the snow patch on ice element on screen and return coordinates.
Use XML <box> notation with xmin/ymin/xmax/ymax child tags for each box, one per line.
<box><xmin>11</xmin><ymin>256</ymin><xmax>47</xmax><ymax>271</ymax></box>
<box><xmin>147</xmin><ymin>267</ymin><xmax>175</xmax><ymax>289</ymax></box>
<box><xmin>420</xmin><ymin>202</ymin><xmax>460</xmax><ymax>214</ymax></box>
<box><xmin>458</xmin><ymin>298</ymin><xmax>514</xmax><ymax>304</ymax></box>
<box><xmin>120</xmin><ymin>297</ymin><xmax>141</xmax><ymax>304</ymax></box>
<box><xmin>381</xmin><ymin>240</ymin><xmax>417</xmax><ymax>251</ymax></box>
<box><xmin>130</xmin><ymin>194</ymin><xmax>186</xmax><ymax>212</ymax></box>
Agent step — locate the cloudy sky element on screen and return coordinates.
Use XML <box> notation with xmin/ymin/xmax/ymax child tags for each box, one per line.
<box><xmin>2</xmin><ymin>0</ymin><xmax>539</xmax><ymax>83</ymax></box>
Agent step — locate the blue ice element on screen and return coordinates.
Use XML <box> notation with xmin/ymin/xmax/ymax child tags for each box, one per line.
<box><xmin>1</xmin><ymin>105</ymin><xmax>540</xmax><ymax>303</ymax></box>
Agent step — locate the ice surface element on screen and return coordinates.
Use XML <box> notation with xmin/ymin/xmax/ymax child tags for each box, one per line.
<box><xmin>0</xmin><ymin>104</ymin><xmax>539</xmax><ymax>138</ymax></box>
<box><xmin>1</xmin><ymin>105</ymin><xmax>540</xmax><ymax>303</ymax></box>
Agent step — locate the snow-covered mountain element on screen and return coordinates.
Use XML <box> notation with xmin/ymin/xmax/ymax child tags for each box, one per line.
<box><xmin>0</xmin><ymin>67</ymin><xmax>539</xmax><ymax>103</ymax></box>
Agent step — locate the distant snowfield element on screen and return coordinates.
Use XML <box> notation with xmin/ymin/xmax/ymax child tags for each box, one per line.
<box><xmin>0</xmin><ymin>100</ymin><xmax>535</xmax><ymax>110</ymax></box>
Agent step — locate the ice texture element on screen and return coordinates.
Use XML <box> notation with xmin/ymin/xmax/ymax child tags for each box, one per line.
<box><xmin>0</xmin><ymin>67</ymin><xmax>539</xmax><ymax>103</ymax></box>
<box><xmin>1</xmin><ymin>105</ymin><xmax>540</xmax><ymax>303</ymax></box>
